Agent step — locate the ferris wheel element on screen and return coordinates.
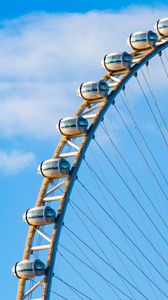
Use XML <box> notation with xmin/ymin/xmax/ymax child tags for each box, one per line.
<box><xmin>13</xmin><ymin>17</ymin><xmax>168</xmax><ymax>300</ymax></box>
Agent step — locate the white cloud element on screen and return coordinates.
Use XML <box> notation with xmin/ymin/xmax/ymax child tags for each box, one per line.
<box><xmin>0</xmin><ymin>150</ymin><xmax>35</xmax><ymax>174</ymax></box>
<box><xmin>0</xmin><ymin>7</ymin><xmax>168</xmax><ymax>138</ymax></box>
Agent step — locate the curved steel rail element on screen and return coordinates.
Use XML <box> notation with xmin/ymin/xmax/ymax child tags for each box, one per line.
<box><xmin>16</xmin><ymin>39</ymin><xmax>168</xmax><ymax>300</ymax></box>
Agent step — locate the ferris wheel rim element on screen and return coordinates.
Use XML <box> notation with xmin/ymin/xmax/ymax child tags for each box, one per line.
<box><xmin>16</xmin><ymin>38</ymin><xmax>168</xmax><ymax>300</ymax></box>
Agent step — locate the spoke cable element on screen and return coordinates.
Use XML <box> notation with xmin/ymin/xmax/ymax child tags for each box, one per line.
<box><xmin>141</xmin><ymin>68</ymin><xmax>168</xmax><ymax>135</ymax></box>
<box><xmin>54</xmin><ymin>275</ymin><xmax>92</xmax><ymax>300</ymax></box>
<box><xmin>63</xmin><ymin>226</ymin><xmax>123</xmax><ymax>300</ymax></box>
<box><xmin>70</xmin><ymin>199</ymin><xmax>167</xmax><ymax>297</ymax></box>
<box><xmin>77</xmin><ymin>176</ymin><xmax>168</xmax><ymax>283</ymax></box>
<box><xmin>114</xmin><ymin>104</ymin><xmax>168</xmax><ymax>204</ymax></box>
<box><xmin>82</xmin><ymin>146</ymin><xmax>160</xmax><ymax>298</ymax></box>
<box><xmin>60</xmin><ymin>241</ymin><xmax>133</xmax><ymax>300</ymax></box>
<box><xmin>122</xmin><ymin>87</ymin><xmax>168</xmax><ymax>188</ymax></box>
<box><xmin>101</xmin><ymin>119</ymin><xmax>168</xmax><ymax>230</ymax></box>
<box><xmin>159</xmin><ymin>54</ymin><xmax>168</xmax><ymax>79</ymax></box>
<box><xmin>63</xmin><ymin>226</ymin><xmax>154</xmax><ymax>300</ymax></box>
<box><xmin>58</xmin><ymin>250</ymin><xmax>104</xmax><ymax>300</ymax></box>
<box><xmin>86</xmin><ymin>147</ymin><xmax>149</xmax><ymax>274</ymax></box>
<box><xmin>101</xmin><ymin>118</ymin><xmax>167</xmax><ymax>278</ymax></box>
<box><xmin>135</xmin><ymin>74</ymin><xmax>168</xmax><ymax>147</ymax></box>
<box><xmin>91</xmin><ymin>139</ymin><xmax>168</xmax><ymax>254</ymax></box>
<box><xmin>69</xmin><ymin>200</ymin><xmax>137</xmax><ymax>299</ymax></box>
<box><xmin>32</xmin><ymin>279</ymin><xmax>69</xmax><ymax>300</ymax></box>
<box><xmin>75</xmin><ymin>184</ymin><xmax>159</xmax><ymax>298</ymax></box>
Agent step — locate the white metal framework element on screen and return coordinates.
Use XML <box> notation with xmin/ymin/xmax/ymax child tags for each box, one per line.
<box><xmin>15</xmin><ymin>19</ymin><xmax>168</xmax><ymax>300</ymax></box>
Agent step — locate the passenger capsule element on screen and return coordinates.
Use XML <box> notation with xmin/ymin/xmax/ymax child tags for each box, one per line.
<box><xmin>77</xmin><ymin>81</ymin><xmax>109</xmax><ymax>100</ymax></box>
<box><xmin>102</xmin><ymin>52</ymin><xmax>132</xmax><ymax>72</ymax></box>
<box><xmin>23</xmin><ymin>206</ymin><xmax>56</xmax><ymax>226</ymax></box>
<box><xmin>12</xmin><ymin>259</ymin><xmax>45</xmax><ymax>279</ymax></box>
<box><xmin>38</xmin><ymin>158</ymin><xmax>70</xmax><ymax>179</ymax></box>
<box><xmin>155</xmin><ymin>17</ymin><xmax>168</xmax><ymax>37</ymax></box>
<box><xmin>128</xmin><ymin>31</ymin><xmax>158</xmax><ymax>50</ymax></box>
<box><xmin>57</xmin><ymin>116</ymin><xmax>88</xmax><ymax>136</ymax></box>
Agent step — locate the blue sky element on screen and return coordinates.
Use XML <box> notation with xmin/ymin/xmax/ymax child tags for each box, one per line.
<box><xmin>1</xmin><ymin>0</ymin><xmax>167</xmax><ymax>18</ymax></box>
<box><xmin>1</xmin><ymin>1</ymin><xmax>168</xmax><ymax>300</ymax></box>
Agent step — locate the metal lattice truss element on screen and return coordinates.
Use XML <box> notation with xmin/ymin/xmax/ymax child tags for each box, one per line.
<box><xmin>16</xmin><ymin>34</ymin><xmax>168</xmax><ymax>300</ymax></box>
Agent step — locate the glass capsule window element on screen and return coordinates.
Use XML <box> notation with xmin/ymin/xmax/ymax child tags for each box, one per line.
<box><xmin>17</xmin><ymin>262</ymin><xmax>33</xmax><ymax>272</ymax></box>
<box><xmin>99</xmin><ymin>81</ymin><xmax>109</xmax><ymax>92</ymax></box>
<box><xmin>82</xmin><ymin>83</ymin><xmax>98</xmax><ymax>92</ymax></box>
<box><xmin>106</xmin><ymin>54</ymin><xmax>122</xmax><ymax>64</ymax></box>
<box><xmin>132</xmin><ymin>33</ymin><xmax>147</xmax><ymax>42</ymax></box>
<box><xmin>105</xmin><ymin>53</ymin><xmax>132</xmax><ymax>66</ymax></box>
<box><xmin>60</xmin><ymin>120</ymin><xmax>66</xmax><ymax>128</ymax></box>
<box><xmin>148</xmin><ymin>31</ymin><xmax>158</xmax><ymax>41</ymax></box>
<box><xmin>28</xmin><ymin>209</ymin><xmax>44</xmax><ymax>219</ymax></box>
<box><xmin>159</xmin><ymin>19</ymin><xmax>168</xmax><ymax>29</ymax></box>
<box><xmin>35</xmin><ymin>260</ymin><xmax>45</xmax><ymax>272</ymax></box>
<box><xmin>78</xmin><ymin>117</ymin><xmax>88</xmax><ymax>128</ymax></box>
<box><xmin>51</xmin><ymin>161</ymin><xmax>59</xmax><ymax>170</ymax></box>
<box><xmin>46</xmin><ymin>207</ymin><xmax>56</xmax><ymax>218</ymax></box>
<box><xmin>124</xmin><ymin>53</ymin><xmax>132</xmax><ymax>62</ymax></box>
<box><xmin>43</xmin><ymin>160</ymin><xmax>59</xmax><ymax>171</ymax></box>
<box><xmin>61</xmin><ymin>119</ymin><xmax>77</xmax><ymax>129</ymax></box>
<box><xmin>60</xmin><ymin>159</ymin><xmax>70</xmax><ymax>170</ymax></box>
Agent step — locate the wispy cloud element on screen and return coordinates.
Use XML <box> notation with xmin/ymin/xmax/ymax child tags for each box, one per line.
<box><xmin>0</xmin><ymin>7</ymin><xmax>168</xmax><ymax>138</ymax></box>
<box><xmin>0</xmin><ymin>150</ymin><xmax>35</xmax><ymax>174</ymax></box>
